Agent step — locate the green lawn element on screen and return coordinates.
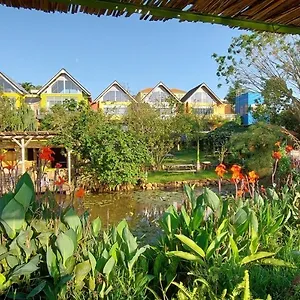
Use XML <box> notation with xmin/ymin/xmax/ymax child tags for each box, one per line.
<box><xmin>147</xmin><ymin>170</ymin><xmax>220</xmax><ymax>184</ymax></box>
<box><xmin>164</xmin><ymin>148</ymin><xmax>219</xmax><ymax>165</ymax></box>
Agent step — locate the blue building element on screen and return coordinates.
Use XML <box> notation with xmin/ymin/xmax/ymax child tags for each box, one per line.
<box><xmin>235</xmin><ymin>92</ymin><xmax>264</xmax><ymax>125</ymax></box>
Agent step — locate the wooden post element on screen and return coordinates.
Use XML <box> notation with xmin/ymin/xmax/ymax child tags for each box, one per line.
<box><xmin>12</xmin><ymin>137</ymin><xmax>33</xmax><ymax>174</ymax></box>
<box><xmin>67</xmin><ymin>150</ymin><xmax>72</xmax><ymax>185</ymax></box>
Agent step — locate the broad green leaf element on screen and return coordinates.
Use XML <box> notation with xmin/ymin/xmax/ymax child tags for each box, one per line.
<box><xmin>203</xmin><ymin>188</ymin><xmax>220</xmax><ymax>212</ymax></box>
<box><xmin>92</xmin><ymin>217</ymin><xmax>101</xmax><ymax>237</ymax></box>
<box><xmin>116</xmin><ymin>219</ymin><xmax>128</xmax><ymax>237</ymax></box>
<box><xmin>217</xmin><ymin>219</ymin><xmax>228</xmax><ymax>236</ymax></box>
<box><xmin>15</xmin><ymin>173</ymin><xmax>34</xmax><ymax>198</ymax></box>
<box><xmin>153</xmin><ymin>253</ymin><xmax>165</xmax><ymax>277</ymax></box>
<box><xmin>11</xmin><ymin>255</ymin><xmax>40</xmax><ymax>277</ymax></box>
<box><xmin>249</xmin><ymin>228</ymin><xmax>259</xmax><ymax>255</ymax></box>
<box><xmin>88</xmin><ymin>251</ymin><xmax>97</xmax><ymax>277</ymax></box>
<box><xmin>1</xmin><ymin>199</ymin><xmax>25</xmax><ymax>238</ymax></box>
<box><xmin>63</xmin><ymin>208</ymin><xmax>82</xmax><ymax>240</ymax></box>
<box><xmin>128</xmin><ymin>247</ymin><xmax>148</xmax><ymax>273</ymax></box>
<box><xmin>250</xmin><ymin>210</ymin><xmax>258</xmax><ymax>233</ymax></box>
<box><xmin>166</xmin><ymin>251</ymin><xmax>204</xmax><ymax>263</ymax></box>
<box><xmin>65</xmin><ymin>228</ymin><xmax>77</xmax><ymax>249</ymax></box>
<box><xmin>175</xmin><ymin>234</ymin><xmax>205</xmax><ymax>258</ymax></box>
<box><xmin>229</xmin><ymin>235</ymin><xmax>239</xmax><ymax>262</ymax></box>
<box><xmin>46</xmin><ymin>247</ymin><xmax>59</xmax><ymax>281</ymax></box>
<box><xmin>56</xmin><ymin>232</ymin><xmax>74</xmax><ymax>266</ymax></box>
<box><xmin>191</xmin><ymin>206</ymin><xmax>204</xmax><ymax>230</ymax></box>
<box><xmin>122</xmin><ymin>226</ymin><xmax>138</xmax><ymax>256</ymax></box>
<box><xmin>103</xmin><ymin>257</ymin><xmax>115</xmax><ymax>276</ymax></box>
<box><xmin>180</xmin><ymin>206</ymin><xmax>190</xmax><ymax>228</ymax></box>
<box><xmin>206</xmin><ymin>232</ymin><xmax>227</xmax><ymax>260</ymax></box>
<box><xmin>37</xmin><ymin>232</ymin><xmax>52</xmax><ymax>248</ymax></box>
<box><xmin>260</xmin><ymin>258</ymin><xmax>295</xmax><ymax>268</ymax></box>
<box><xmin>26</xmin><ymin>280</ymin><xmax>46</xmax><ymax>299</ymax></box>
<box><xmin>234</xmin><ymin>208</ymin><xmax>248</xmax><ymax>226</ymax></box>
<box><xmin>74</xmin><ymin>260</ymin><xmax>91</xmax><ymax>290</ymax></box>
<box><xmin>0</xmin><ymin>192</ymin><xmax>13</xmax><ymax>214</ymax></box>
<box><xmin>14</xmin><ymin>183</ymin><xmax>33</xmax><ymax>211</ymax></box>
<box><xmin>0</xmin><ymin>273</ymin><xmax>6</xmax><ymax>285</ymax></box>
<box><xmin>6</xmin><ymin>255</ymin><xmax>19</xmax><ymax>268</ymax></box>
<box><xmin>241</xmin><ymin>252</ymin><xmax>275</xmax><ymax>265</ymax></box>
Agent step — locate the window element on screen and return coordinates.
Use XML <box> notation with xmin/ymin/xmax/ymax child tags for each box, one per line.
<box><xmin>192</xmin><ymin>107</ymin><xmax>213</xmax><ymax>115</ymax></box>
<box><xmin>103</xmin><ymin>105</ymin><xmax>128</xmax><ymax>116</ymax></box>
<box><xmin>103</xmin><ymin>86</ymin><xmax>130</xmax><ymax>102</ymax></box>
<box><xmin>50</xmin><ymin>75</ymin><xmax>81</xmax><ymax>94</ymax></box>
<box><xmin>190</xmin><ymin>90</ymin><xmax>214</xmax><ymax>104</ymax></box>
<box><xmin>47</xmin><ymin>96</ymin><xmax>76</xmax><ymax>109</ymax></box>
<box><xmin>0</xmin><ymin>77</ymin><xmax>18</xmax><ymax>93</ymax></box>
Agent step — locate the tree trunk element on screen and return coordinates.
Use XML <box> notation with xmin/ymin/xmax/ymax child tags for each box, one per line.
<box><xmin>196</xmin><ymin>138</ymin><xmax>201</xmax><ymax>172</ymax></box>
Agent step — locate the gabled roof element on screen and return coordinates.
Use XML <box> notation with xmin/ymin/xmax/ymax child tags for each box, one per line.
<box><xmin>181</xmin><ymin>83</ymin><xmax>222</xmax><ymax>105</ymax></box>
<box><xmin>0</xmin><ymin>71</ymin><xmax>28</xmax><ymax>95</ymax></box>
<box><xmin>142</xmin><ymin>82</ymin><xmax>181</xmax><ymax>102</ymax></box>
<box><xmin>93</xmin><ymin>80</ymin><xmax>136</xmax><ymax>103</ymax></box>
<box><xmin>37</xmin><ymin>68</ymin><xmax>91</xmax><ymax>96</ymax></box>
<box><xmin>171</xmin><ymin>88</ymin><xmax>186</xmax><ymax>94</ymax></box>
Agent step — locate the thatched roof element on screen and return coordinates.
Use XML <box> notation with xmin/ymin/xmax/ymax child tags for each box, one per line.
<box><xmin>1</xmin><ymin>0</ymin><xmax>300</xmax><ymax>34</ymax></box>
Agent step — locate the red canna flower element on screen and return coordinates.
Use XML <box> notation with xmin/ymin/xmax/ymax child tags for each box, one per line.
<box><xmin>248</xmin><ymin>171</ymin><xmax>259</xmax><ymax>184</ymax></box>
<box><xmin>272</xmin><ymin>151</ymin><xmax>282</xmax><ymax>160</ymax></box>
<box><xmin>55</xmin><ymin>163</ymin><xmax>62</xmax><ymax>169</ymax></box>
<box><xmin>285</xmin><ymin>145</ymin><xmax>293</xmax><ymax>153</ymax></box>
<box><xmin>75</xmin><ymin>187</ymin><xmax>85</xmax><ymax>198</ymax></box>
<box><xmin>215</xmin><ymin>163</ymin><xmax>227</xmax><ymax>178</ymax></box>
<box><xmin>54</xmin><ymin>176</ymin><xmax>66</xmax><ymax>186</ymax></box>
<box><xmin>275</xmin><ymin>141</ymin><xmax>281</xmax><ymax>147</ymax></box>
<box><xmin>39</xmin><ymin>147</ymin><xmax>55</xmax><ymax>162</ymax></box>
<box><xmin>230</xmin><ymin>164</ymin><xmax>242</xmax><ymax>173</ymax></box>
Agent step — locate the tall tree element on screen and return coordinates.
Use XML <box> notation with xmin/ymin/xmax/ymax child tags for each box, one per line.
<box><xmin>213</xmin><ymin>33</ymin><xmax>300</xmax><ymax>133</ymax></box>
<box><xmin>21</xmin><ymin>82</ymin><xmax>35</xmax><ymax>93</ymax></box>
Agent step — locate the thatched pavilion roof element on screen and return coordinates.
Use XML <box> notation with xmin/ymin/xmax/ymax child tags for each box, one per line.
<box><xmin>1</xmin><ymin>0</ymin><xmax>300</xmax><ymax>34</ymax></box>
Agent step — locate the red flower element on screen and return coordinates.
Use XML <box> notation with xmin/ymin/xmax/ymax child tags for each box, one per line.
<box><xmin>0</xmin><ymin>154</ymin><xmax>5</xmax><ymax>161</ymax></box>
<box><xmin>54</xmin><ymin>176</ymin><xmax>66</xmax><ymax>186</ymax></box>
<box><xmin>215</xmin><ymin>164</ymin><xmax>227</xmax><ymax>178</ymax></box>
<box><xmin>55</xmin><ymin>163</ymin><xmax>62</xmax><ymax>169</ymax></box>
<box><xmin>248</xmin><ymin>171</ymin><xmax>259</xmax><ymax>184</ymax></box>
<box><xmin>272</xmin><ymin>151</ymin><xmax>282</xmax><ymax>160</ymax></box>
<box><xmin>285</xmin><ymin>145</ymin><xmax>293</xmax><ymax>153</ymax></box>
<box><xmin>39</xmin><ymin>147</ymin><xmax>55</xmax><ymax>162</ymax></box>
<box><xmin>4</xmin><ymin>163</ymin><xmax>15</xmax><ymax>170</ymax></box>
<box><xmin>75</xmin><ymin>187</ymin><xmax>85</xmax><ymax>198</ymax></box>
<box><xmin>230</xmin><ymin>164</ymin><xmax>242</xmax><ymax>173</ymax></box>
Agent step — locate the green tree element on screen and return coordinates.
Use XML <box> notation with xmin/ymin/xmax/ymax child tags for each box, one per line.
<box><xmin>213</xmin><ymin>33</ymin><xmax>300</xmax><ymax>133</ymax></box>
<box><xmin>21</xmin><ymin>82</ymin><xmax>35</xmax><ymax>92</ymax></box>
<box><xmin>224</xmin><ymin>80</ymin><xmax>246</xmax><ymax>106</ymax></box>
<box><xmin>125</xmin><ymin>102</ymin><xmax>181</xmax><ymax>170</ymax></box>
<box><xmin>0</xmin><ymin>94</ymin><xmax>37</xmax><ymax>131</ymax></box>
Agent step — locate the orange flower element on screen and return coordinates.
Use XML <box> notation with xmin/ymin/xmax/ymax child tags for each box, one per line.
<box><xmin>0</xmin><ymin>154</ymin><xmax>5</xmax><ymax>161</ymax></box>
<box><xmin>237</xmin><ymin>189</ymin><xmax>244</xmax><ymax>197</ymax></box>
<box><xmin>55</xmin><ymin>163</ymin><xmax>62</xmax><ymax>169</ymax></box>
<box><xmin>54</xmin><ymin>176</ymin><xmax>65</xmax><ymax>186</ymax></box>
<box><xmin>39</xmin><ymin>147</ymin><xmax>55</xmax><ymax>162</ymax></box>
<box><xmin>275</xmin><ymin>141</ymin><xmax>281</xmax><ymax>147</ymax></box>
<box><xmin>75</xmin><ymin>187</ymin><xmax>85</xmax><ymax>198</ymax></box>
<box><xmin>215</xmin><ymin>164</ymin><xmax>227</xmax><ymax>178</ymax></box>
<box><xmin>248</xmin><ymin>171</ymin><xmax>259</xmax><ymax>184</ymax></box>
<box><xmin>230</xmin><ymin>164</ymin><xmax>242</xmax><ymax>173</ymax></box>
<box><xmin>272</xmin><ymin>151</ymin><xmax>282</xmax><ymax>160</ymax></box>
<box><xmin>285</xmin><ymin>145</ymin><xmax>293</xmax><ymax>153</ymax></box>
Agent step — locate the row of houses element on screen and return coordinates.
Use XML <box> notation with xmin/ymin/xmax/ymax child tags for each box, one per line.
<box><xmin>0</xmin><ymin>68</ymin><xmax>235</xmax><ymax>119</ymax></box>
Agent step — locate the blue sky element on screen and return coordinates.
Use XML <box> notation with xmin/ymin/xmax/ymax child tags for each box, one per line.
<box><xmin>0</xmin><ymin>6</ymin><xmax>243</xmax><ymax>98</ymax></box>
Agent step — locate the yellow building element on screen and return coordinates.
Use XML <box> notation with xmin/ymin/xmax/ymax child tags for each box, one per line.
<box><xmin>0</xmin><ymin>71</ymin><xmax>28</xmax><ymax>107</ymax></box>
<box><xmin>92</xmin><ymin>80</ymin><xmax>136</xmax><ymax>117</ymax></box>
<box><xmin>181</xmin><ymin>83</ymin><xmax>234</xmax><ymax>119</ymax></box>
<box><xmin>136</xmin><ymin>82</ymin><xmax>182</xmax><ymax>117</ymax></box>
<box><xmin>37</xmin><ymin>68</ymin><xmax>91</xmax><ymax>112</ymax></box>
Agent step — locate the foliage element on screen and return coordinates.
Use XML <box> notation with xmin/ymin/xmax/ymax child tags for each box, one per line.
<box><xmin>228</xmin><ymin>123</ymin><xmax>284</xmax><ymax>175</ymax></box>
<box><xmin>224</xmin><ymin>80</ymin><xmax>246</xmax><ymax>106</ymax></box>
<box><xmin>125</xmin><ymin>102</ymin><xmax>182</xmax><ymax>170</ymax></box>
<box><xmin>213</xmin><ymin>33</ymin><xmax>300</xmax><ymax>133</ymax></box>
<box><xmin>0</xmin><ymin>95</ymin><xmax>37</xmax><ymax>131</ymax></box>
<box><xmin>41</xmin><ymin>100</ymin><xmax>149</xmax><ymax>188</ymax></box>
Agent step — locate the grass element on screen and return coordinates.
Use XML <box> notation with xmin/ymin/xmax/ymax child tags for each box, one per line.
<box><xmin>164</xmin><ymin>148</ymin><xmax>219</xmax><ymax>165</ymax></box>
<box><xmin>147</xmin><ymin>170</ymin><xmax>220</xmax><ymax>184</ymax></box>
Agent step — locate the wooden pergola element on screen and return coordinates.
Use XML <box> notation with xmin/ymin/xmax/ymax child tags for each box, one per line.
<box><xmin>1</xmin><ymin>0</ymin><xmax>300</xmax><ymax>34</ymax></box>
<box><xmin>0</xmin><ymin>131</ymin><xmax>73</xmax><ymax>184</ymax></box>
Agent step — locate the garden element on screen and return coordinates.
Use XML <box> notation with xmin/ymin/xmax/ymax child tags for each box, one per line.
<box><xmin>0</xmin><ymin>135</ymin><xmax>299</xmax><ymax>299</ymax></box>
